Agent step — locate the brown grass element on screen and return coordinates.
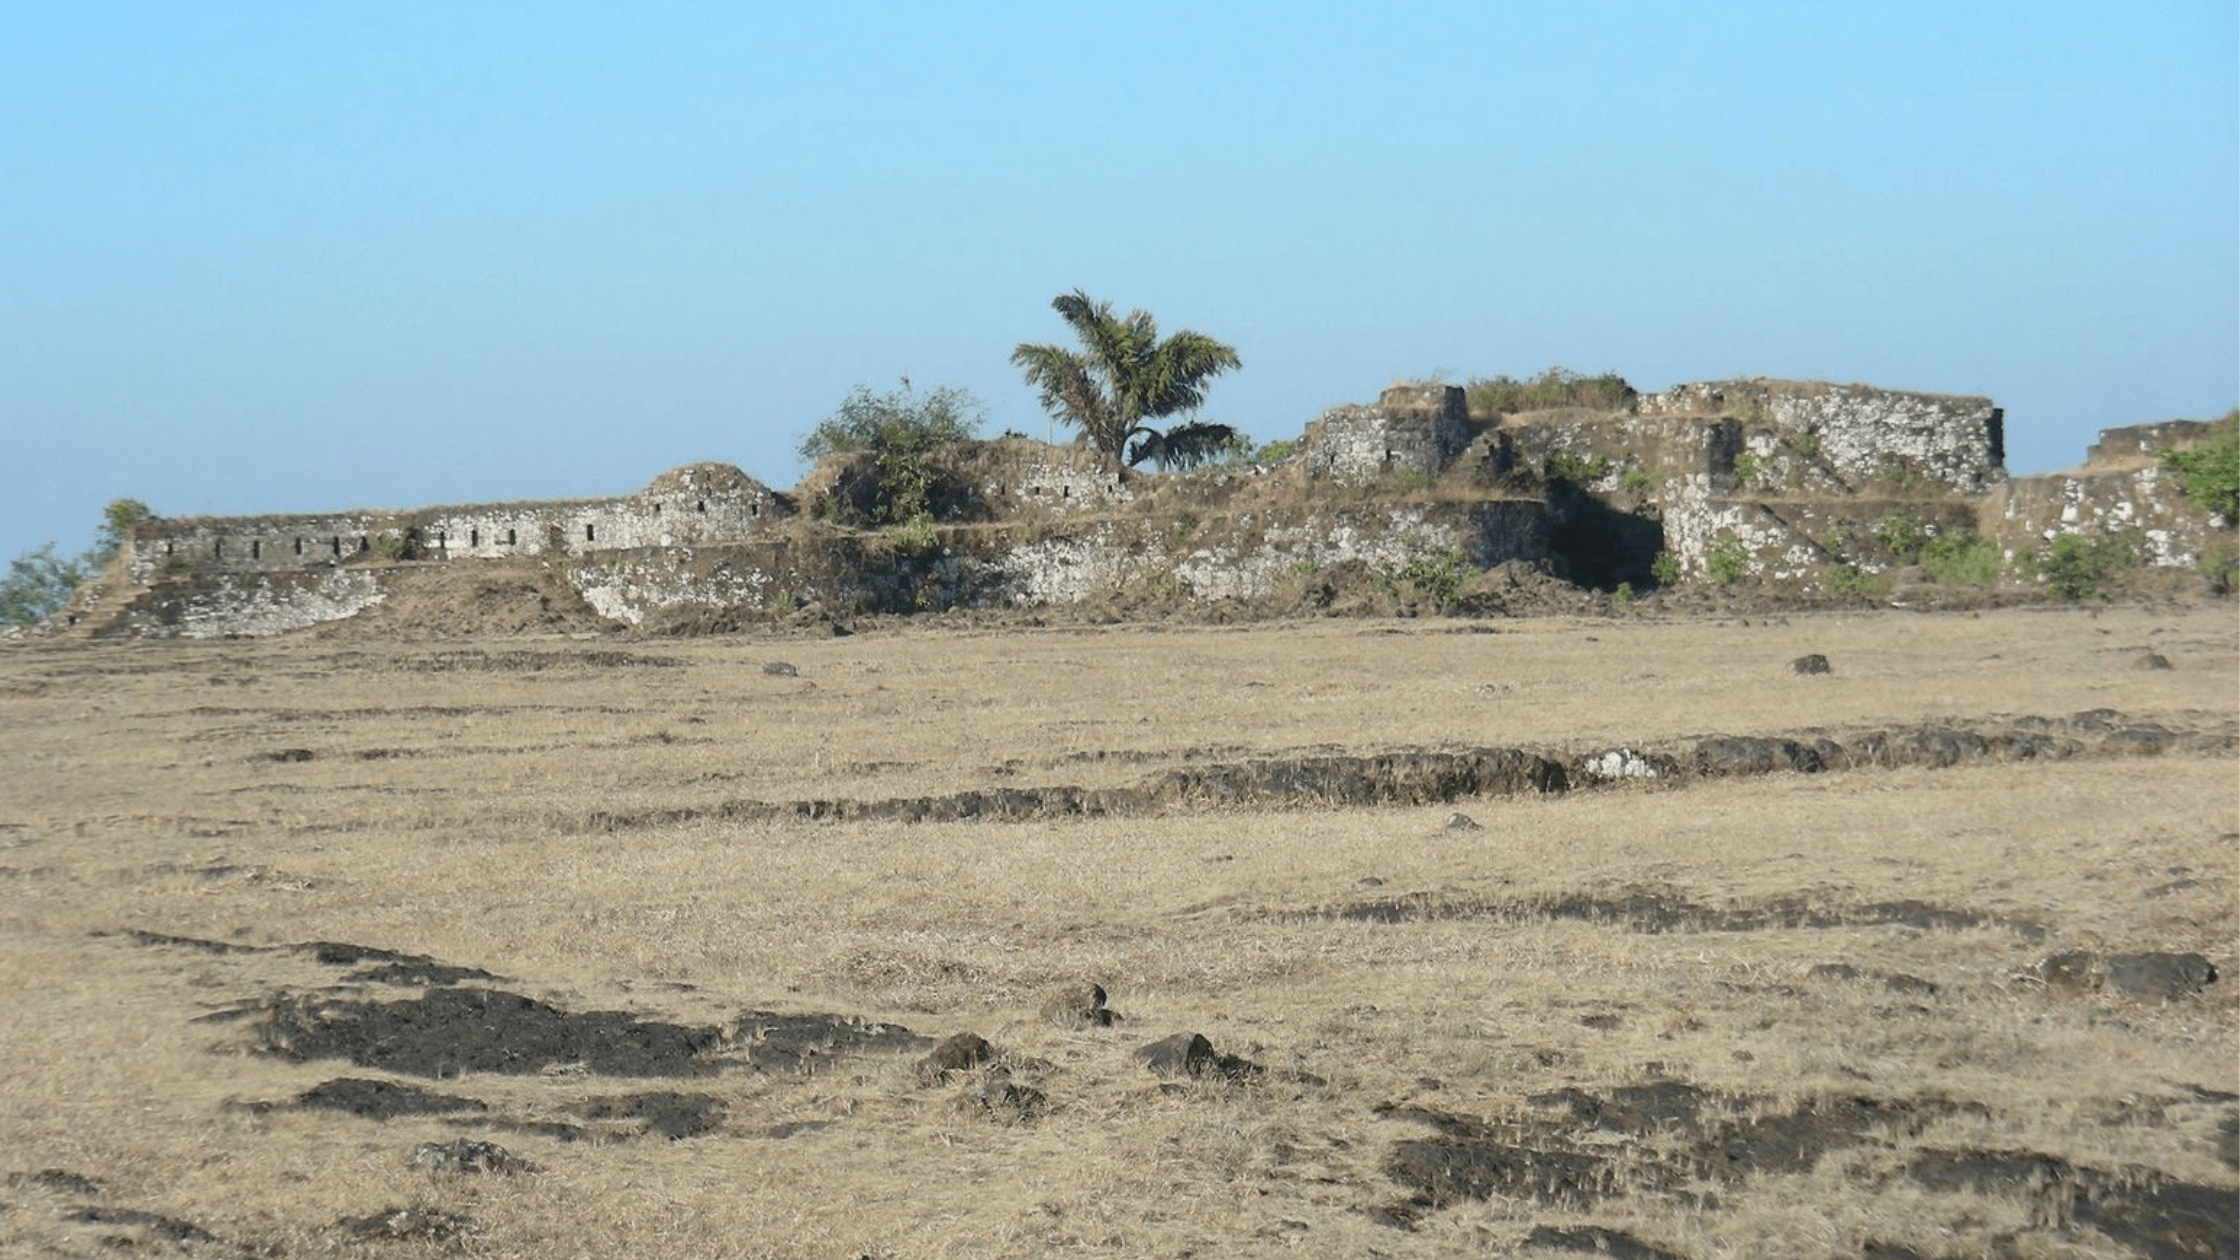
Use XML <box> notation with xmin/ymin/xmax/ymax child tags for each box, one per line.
<box><xmin>0</xmin><ymin>604</ymin><xmax>2233</xmax><ymax>1258</ymax></box>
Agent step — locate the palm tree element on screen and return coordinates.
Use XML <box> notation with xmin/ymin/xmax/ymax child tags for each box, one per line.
<box><xmin>1010</xmin><ymin>291</ymin><xmax>1242</xmax><ymax>472</ymax></box>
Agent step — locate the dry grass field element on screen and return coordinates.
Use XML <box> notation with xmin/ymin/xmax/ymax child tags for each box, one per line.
<box><xmin>1</xmin><ymin>604</ymin><xmax>2234</xmax><ymax>1259</ymax></box>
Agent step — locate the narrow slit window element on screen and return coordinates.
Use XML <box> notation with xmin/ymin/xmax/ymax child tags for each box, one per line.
<box><xmin>330</xmin><ymin>537</ymin><xmax>341</xmax><ymax>556</ymax></box>
<box><xmin>505</xmin><ymin>529</ymin><xmax>516</xmax><ymax>546</ymax></box>
<box><xmin>585</xmin><ymin>523</ymin><xmax>596</xmax><ymax>542</ymax></box>
<box><xmin>293</xmin><ymin>538</ymin><xmax>303</xmax><ymax>556</ymax></box>
<box><xmin>470</xmin><ymin>528</ymin><xmax>479</xmax><ymax>547</ymax></box>
<box><xmin>250</xmin><ymin>540</ymin><xmax>261</xmax><ymax>559</ymax></box>
<box><xmin>213</xmin><ymin>539</ymin><xmax>223</xmax><ymax>558</ymax></box>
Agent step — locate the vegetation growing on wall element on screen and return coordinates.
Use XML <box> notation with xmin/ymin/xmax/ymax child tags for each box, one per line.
<box><xmin>799</xmin><ymin>381</ymin><xmax>984</xmax><ymax>530</ymax></box>
<box><xmin>2159</xmin><ymin>411</ymin><xmax>2238</xmax><ymax>520</ymax></box>
<box><xmin>1464</xmin><ymin>368</ymin><xmax>1635</xmax><ymax>417</ymax></box>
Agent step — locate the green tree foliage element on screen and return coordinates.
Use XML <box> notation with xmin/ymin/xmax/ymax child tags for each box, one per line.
<box><xmin>92</xmin><ymin>498</ymin><xmax>154</xmax><ymax>565</ymax></box>
<box><xmin>1011</xmin><ymin>290</ymin><xmax>1242</xmax><ymax>471</ymax></box>
<box><xmin>0</xmin><ymin>499</ymin><xmax>153</xmax><ymax>625</ymax></box>
<box><xmin>2159</xmin><ymin>411</ymin><xmax>2238</xmax><ymax>521</ymax></box>
<box><xmin>798</xmin><ymin>381</ymin><xmax>982</xmax><ymax>526</ymax></box>
<box><xmin>0</xmin><ymin>543</ymin><xmax>91</xmax><ymax>624</ymax></box>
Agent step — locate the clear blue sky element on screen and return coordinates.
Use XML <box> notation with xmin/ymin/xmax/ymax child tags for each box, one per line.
<box><xmin>4</xmin><ymin>1</ymin><xmax>2234</xmax><ymax>561</ymax></box>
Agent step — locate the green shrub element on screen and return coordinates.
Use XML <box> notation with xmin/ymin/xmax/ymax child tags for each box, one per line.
<box><xmin>1731</xmin><ymin>453</ymin><xmax>1761</xmax><ymax>485</ymax></box>
<box><xmin>882</xmin><ymin>512</ymin><xmax>939</xmax><ymax>555</ymax></box>
<box><xmin>799</xmin><ymin>381</ymin><xmax>983</xmax><ymax>526</ymax></box>
<box><xmin>2039</xmin><ymin>532</ymin><xmax>2137</xmax><ymax>601</ymax></box>
<box><xmin>1380</xmin><ymin>547</ymin><xmax>1476</xmax><ymax>612</ymax></box>
<box><xmin>1705</xmin><ymin>532</ymin><xmax>1751</xmax><ymax>585</ymax></box>
<box><xmin>1465</xmin><ymin>368</ymin><xmax>1636</xmax><ymax>416</ymax></box>
<box><xmin>1613</xmin><ymin>582</ymin><xmax>1634</xmax><ymax>604</ymax></box>
<box><xmin>1826</xmin><ymin>564</ymin><xmax>1882</xmax><ymax>596</ymax></box>
<box><xmin>1874</xmin><ymin>509</ymin><xmax>1929</xmax><ymax>563</ymax></box>
<box><xmin>1621</xmin><ymin>468</ymin><xmax>1652</xmax><ymax>494</ymax></box>
<box><xmin>1548</xmin><ymin>452</ymin><xmax>1611</xmax><ymax>484</ymax></box>
<box><xmin>1919</xmin><ymin>530</ymin><xmax>2003</xmax><ymax>585</ymax></box>
<box><xmin>1649</xmin><ymin>551</ymin><xmax>1681</xmax><ymax>587</ymax></box>
<box><xmin>1253</xmin><ymin>439</ymin><xmax>1296</xmax><ymax>463</ymax></box>
<box><xmin>2159</xmin><ymin>411</ymin><xmax>2238</xmax><ymax>520</ymax></box>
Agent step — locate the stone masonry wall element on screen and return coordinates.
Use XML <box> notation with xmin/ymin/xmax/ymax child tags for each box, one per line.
<box><xmin>1639</xmin><ymin>380</ymin><xmax>2004</xmax><ymax>494</ymax></box>
<box><xmin>124</xmin><ymin>463</ymin><xmax>781</xmax><ymax>584</ymax></box>
<box><xmin>1298</xmin><ymin>386</ymin><xmax>1472</xmax><ymax>483</ymax></box>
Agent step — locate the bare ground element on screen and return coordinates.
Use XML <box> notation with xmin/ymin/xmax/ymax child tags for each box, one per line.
<box><xmin>0</xmin><ymin>602</ymin><xmax>2233</xmax><ymax>1258</ymax></box>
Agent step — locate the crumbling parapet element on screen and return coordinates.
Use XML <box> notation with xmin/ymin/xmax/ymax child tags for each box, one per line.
<box><xmin>121</xmin><ymin>463</ymin><xmax>782</xmax><ymax>585</ymax></box>
<box><xmin>1638</xmin><ymin>380</ymin><xmax>2004</xmax><ymax>495</ymax></box>
<box><xmin>1298</xmin><ymin>385</ymin><xmax>1472</xmax><ymax>483</ymax></box>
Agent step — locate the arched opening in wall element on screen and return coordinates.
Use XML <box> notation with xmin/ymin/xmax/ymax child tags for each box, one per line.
<box><xmin>750</xmin><ymin>502</ymin><xmax>759</xmax><ymax>517</ymax></box>
<box><xmin>585</xmin><ymin>524</ymin><xmax>596</xmax><ymax>542</ymax></box>
<box><xmin>470</xmin><ymin>528</ymin><xmax>479</xmax><ymax>547</ymax></box>
<box><xmin>359</xmin><ymin>537</ymin><xmax>369</xmax><ymax>553</ymax></box>
<box><xmin>697</xmin><ymin>500</ymin><xmax>706</xmax><ymax>513</ymax></box>
<box><xmin>652</xmin><ymin>502</ymin><xmax>662</xmax><ymax>514</ymax></box>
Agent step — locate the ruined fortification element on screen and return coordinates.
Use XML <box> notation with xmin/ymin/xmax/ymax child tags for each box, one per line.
<box><xmin>46</xmin><ymin>378</ymin><xmax>2232</xmax><ymax>638</ymax></box>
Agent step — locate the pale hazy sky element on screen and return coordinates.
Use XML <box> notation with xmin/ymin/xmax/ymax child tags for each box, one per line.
<box><xmin>4</xmin><ymin>1</ymin><xmax>2234</xmax><ymax>560</ymax></box>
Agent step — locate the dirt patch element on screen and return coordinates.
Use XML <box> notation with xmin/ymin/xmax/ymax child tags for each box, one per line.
<box><xmin>559</xmin><ymin>711</ymin><xmax>2235</xmax><ymax>831</ymax></box>
<box><xmin>574</xmin><ymin>1091</ymin><xmax>728</xmax><ymax>1139</ymax></box>
<box><xmin>1381</xmin><ymin>1085</ymin><xmax>1968</xmax><ymax>1219</ymax></box>
<box><xmin>1325</xmin><ymin>888</ymin><xmax>2045</xmax><ymax>940</ymax></box>
<box><xmin>734</xmin><ymin>1010</ymin><xmax>929</xmax><ymax>1073</ymax></box>
<box><xmin>250</xmin><ymin>988</ymin><xmax>727</xmax><ymax>1078</ymax></box>
<box><xmin>292</xmin><ymin>1077</ymin><xmax>489</xmax><ymax>1120</ymax></box>
<box><xmin>1908</xmin><ymin>1148</ymin><xmax>2237</xmax><ymax>1260</ymax></box>
<box><xmin>63</xmin><ymin>1205</ymin><xmax>219</xmax><ymax>1245</ymax></box>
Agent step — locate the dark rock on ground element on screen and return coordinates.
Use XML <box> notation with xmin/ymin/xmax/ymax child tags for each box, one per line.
<box><xmin>765</xmin><ymin>1120</ymin><xmax>828</xmax><ymax>1140</ymax></box>
<box><xmin>1040</xmin><ymin>982</ymin><xmax>1117</xmax><ymax>1029</ymax></box>
<box><xmin>2134</xmin><ymin>651</ymin><xmax>2173</xmax><ymax>669</ymax></box>
<box><xmin>1790</xmin><ymin>653</ymin><xmax>1832</xmax><ymax>675</ymax></box>
<box><xmin>1136</xmin><ymin>1032</ymin><xmax>1264</xmax><ymax>1081</ymax></box>
<box><xmin>1445</xmin><ymin>811</ymin><xmax>1482</xmax><ymax>830</ymax></box>
<box><xmin>2107</xmin><ymin>952</ymin><xmax>2219</xmax><ymax>1000</ymax></box>
<box><xmin>2031</xmin><ymin>950</ymin><xmax>2218</xmax><ymax>1000</ymax></box>
<box><xmin>413</xmin><ymin>1138</ymin><xmax>535</xmax><ymax>1175</ymax></box>
<box><xmin>762</xmin><ymin>660</ymin><xmax>799</xmax><ymax>676</ymax></box>
<box><xmin>917</xmin><ymin>1032</ymin><xmax>996</xmax><ymax>1082</ymax></box>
